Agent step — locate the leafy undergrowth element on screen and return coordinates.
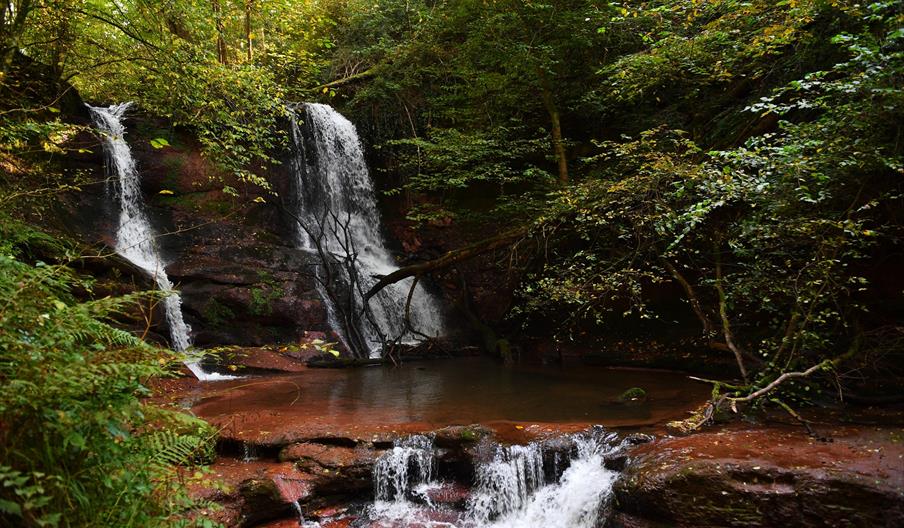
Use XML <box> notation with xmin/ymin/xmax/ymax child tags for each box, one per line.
<box><xmin>0</xmin><ymin>219</ymin><xmax>221</xmax><ymax>528</ymax></box>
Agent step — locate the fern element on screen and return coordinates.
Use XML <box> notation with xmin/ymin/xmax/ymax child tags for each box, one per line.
<box><xmin>146</xmin><ymin>430</ymin><xmax>216</xmax><ymax>467</ymax></box>
<box><xmin>0</xmin><ymin>224</ymin><xmax>220</xmax><ymax>527</ymax></box>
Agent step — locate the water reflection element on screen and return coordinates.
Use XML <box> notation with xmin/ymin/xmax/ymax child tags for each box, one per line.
<box><xmin>194</xmin><ymin>357</ymin><xmax>709</xmax><ymax>427</ymax></box>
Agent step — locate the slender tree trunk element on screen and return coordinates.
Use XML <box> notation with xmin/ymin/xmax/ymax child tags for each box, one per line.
<box><xmin>661</xmin><ymin>258</ymin><xmax>715</xmax><ymax>334</ymax></box>
<box><xmin>244</xmin><ymin>0</ymin><xmax>254</xmax><ymax>62</ymax></box>
<box><xmin>536</xmin><ymin>68</ymin><xmax>568</xmax><ymax>184</ymax></box>
<box><xmin>540</xmin><ymin>87</ymin><xmax>568</xmax><ymax>184</ymax></box>
<box><xmin>714</xmin><ymin>245</ymin><xmax>749</xmax><ymax>383</ymax></box>
<box><xmin>212</xmin><ymin>0</ymin><xmax>227</xmax><ymax>65</ymax></box>
<box><xmin>1</xmin><ymin>0</ymin><xmax>34</xmax><ymax>76</ymax></box>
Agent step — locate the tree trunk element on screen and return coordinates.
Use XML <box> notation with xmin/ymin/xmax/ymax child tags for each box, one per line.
<box><xmin>212</xmin><ymin>0</ymin><xmax>227</xmax><ymax>65</ymax></box>
<box><xmin>536</xmin><ymin>69</ymin><xmax>568</xmax><ymax>184</ymax></box>
<box><xmin>714</xmin><ymin>246</ymin><xmax>749</xmax><ymax>383</ymax></box>
<box><xmin>542</xmin><ymin>90</ymin><xmax>568</xmax><ymax>185</ymax></box>
<box><xmin>1</xmin><ymin>0</ymin><xmax>34</xmax><ymax>76</ymax></box>
<box><xmin>661</xmin><ymin>258</ymin><xmax>715</xmax><ymax>334</ymax></box>
<box><xmin>244</xmin><ymin>0</ymin><xmax>254</xmax><ymax>62</ymax></box>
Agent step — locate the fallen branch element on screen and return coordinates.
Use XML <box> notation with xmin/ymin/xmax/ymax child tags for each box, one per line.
<box><xmin>728</xmin><ymin>334</ymin><xmax>862</xmax><ymax>405</ymax></box>
<box><xmin>770</xmin><ymin>397</ymin><xmax>822</xmax><ymax>439</ymax></box>
<box><xmin>685</xmin><ymin>334</ymin><xmax>862</xmax><ymax>432</ymax></box>
<box><xmin>363</xmin><ymin>226</ymin><xmax>528</xmax><ymax>303</ymax></box>
<box><xmin>311</xmin><ymin>66</ymin><xmax>381</xmax><ymax>91</ymax></box>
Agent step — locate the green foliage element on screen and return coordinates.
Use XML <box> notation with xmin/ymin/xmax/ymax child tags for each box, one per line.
<box><xmin>387</xmin><ymin>126</ymin><xmax>555</xmax><ymax>222</ymax></box>
<box><xmin>1</xmin><ymin>0</ymin><xmax>900</xmax><ymax>428</ymax></box>
<box><xmin>9</xmin><ymin>0</ymin><xmax>328</xmax><ymax>185</ymax></box>
<box><xmin>0</xmin><ymin>219</ymin><xmax>219</xmax><ymax>527</ymax></box>
<box><xmin>202</xmin><ymin>298</ymin><xmax>236</xmax><ymax>327</ymax></box>
<box><xmin>519</xmin><ymin>1</ymin><xmax>903</xmax><ymax>401</ymax></box>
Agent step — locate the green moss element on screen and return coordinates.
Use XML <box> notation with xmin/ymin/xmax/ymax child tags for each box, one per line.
<box><xmin>620</xmin><ymin>387</ymin><xmax>647</xmax><ymax>401</ymax></box>
<box><xmin>249</xmin><ymin>271</ymin><xmax>285</xmax><ymax>317</ymax></box>
<box><xmin>157</xmin><ymin>193</ymin><xmax>200</xmax><ymax>209</ymax></box>
<box><xmin>460</xmin><ymin>428</ymin><xmax>479</xmax><ymax>441</ymax></box>
<box><xmin>202</xmin><ymin>298</ymin><xmax>235</xmax><ymax>327</ymax></box>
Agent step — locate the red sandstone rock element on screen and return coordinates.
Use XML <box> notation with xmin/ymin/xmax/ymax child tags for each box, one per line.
<box><xmin>612</xmin><ymin>423</ymin><xmax>904</xmax><ymax>527</ymax></box>
<box><xmin>227</xmin><ymin>347</ymin><xmax>310</xmax><ymax>373</ymax></box>
<box><xmin>279</xmin><ymin>442</ymin><xmax>379</xmax><ymax>469</ymax></box>
<box><xmin>424</xmin><ymin>482</ymin><xmax>470</xmax><ymax>507</ymax></box>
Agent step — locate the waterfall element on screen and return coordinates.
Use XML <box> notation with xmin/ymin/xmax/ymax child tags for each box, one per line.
<box><xmin>373</xmin><ymin>435</ymin><xmax>436</xmax><ymax>501</ymax></box>
<box><xmin>466</xmin><ymin>443</ymin><xmax>546</xmax><ymax>522</ymax></box>
<box><xmin>365</xmin><ymin>430</ymin><xmax>625</xmax><ymax>528</ymax></box>
<box><xmin>289</xmin><ymin>103</ymin><xmax>445</xmax><ymax>356</ymax></box>
<box><xmin>475</xmin><ymin>435</ymin><xmax>621</xmax><ymax>528</ymax></box>
<box><xmin>87</xmin><ymin>103</ymin><xmax>232</xmax><ymax>381</ymax></box>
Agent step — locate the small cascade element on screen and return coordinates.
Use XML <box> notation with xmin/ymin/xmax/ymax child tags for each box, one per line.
<box><xmin>363</xmin><ymin>429</ymin><xmax>625</xmax><ymax>528</ymax></box>
<box><xmin>373</xmin><ymin>435</ymin><xmax>436</xmax><ymax>501</ymax></box>
<box><xmin>467</xmin><ymin>443</ymin><xmax>546</xmax><ymax>522</ymax></box>
<box><xmin>87</xmin><ymin>103</ymin><xmax>233</xmax><ymax>381</ymax></box>
<box><xmin>479</xmin><ymin>434</ymin><xmax>623</xmax><ymax>528</ymax></box>
<box><xmin>242</xmin><ymin>442</ymin><xmax>259</xmax><ymax>462</ymax></box>
<box><xmin>288</xmin><ymin>104</ymin><xmax>445</xmax><ymax>356</ymax></box>
<box><xmin>273</xmin><ymin>475</ymin><xmax>317</xmax><ymax>527</ymax></box>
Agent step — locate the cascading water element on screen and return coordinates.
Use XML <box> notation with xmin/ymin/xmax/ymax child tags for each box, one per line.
<box><xmin>467</xmin><ymin>443</ymin><xmax>546</xmax><ymax>522</ymax></box>
<box><xmin>87</xmin><ymin>103</ymin><xmax>232</xmax><ymax>381</ymax></box>
<box><xmin>373</xmin><ymin>435</ymin><xmax>437</xmax><ymax>501</ymax></box>
<box><xmin>289</xmin><ymin>103</ymin><xmax>445</xmax><ymax>356</ymax></box>
<box><xmin>364</xmin><ymin>429</ymin><xmax>626</xmax><ymax>528</ymax></box>
<box><xmin>476</xmin><ymin>435</ymin><xmax>622</xmax><ymax>528</ymax></box>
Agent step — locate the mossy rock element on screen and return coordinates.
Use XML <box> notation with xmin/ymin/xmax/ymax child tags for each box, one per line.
<box><xmin>620</xmin><ymin>387</ymin><xmax>648</xmax><ymax>402</ymax></box>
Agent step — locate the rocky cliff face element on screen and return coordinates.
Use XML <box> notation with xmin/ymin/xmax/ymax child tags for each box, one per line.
<box><xmin>58</xmin><ymin>111</ymin><xmax>331</xmax><ymax>347</ymax></box>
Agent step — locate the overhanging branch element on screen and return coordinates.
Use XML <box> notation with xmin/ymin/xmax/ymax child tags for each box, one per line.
<box><xmin>363</xmin><ymin>226</ymin><xmax>528</xmax><ymax>303</ymax></box>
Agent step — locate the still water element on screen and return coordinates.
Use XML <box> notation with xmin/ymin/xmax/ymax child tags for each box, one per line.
<box><xmin>192</xmin><ymin>357</ymin><xmax>709</xmax><ymax>428</ymax></box>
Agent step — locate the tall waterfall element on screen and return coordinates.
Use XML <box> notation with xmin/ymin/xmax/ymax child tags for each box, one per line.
<box><xmin>289</xmin><ymin>103</ymin><xmax>445</xmax><ymax>356</ymax></box>
<box><xmin>87</xmin><ymin>103</ymin><xmax>230</xmax><ymax>381</ymax></box>
<box><xmin>366</xmin><ymin>430</ymin><xmax>625</xmax><ymax>527</ymax></box>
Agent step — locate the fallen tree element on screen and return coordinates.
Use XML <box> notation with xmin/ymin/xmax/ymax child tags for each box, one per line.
<box><xmin>362</xmin><ymin>226</ymin><xmax>529</xmax><ymax>303</ymax></box>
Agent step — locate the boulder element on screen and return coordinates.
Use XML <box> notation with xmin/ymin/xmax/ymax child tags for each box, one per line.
<box><xmin>610</xmin><ymin>426</ymin><xmax>904</xmax><ymax>527</ymax></box>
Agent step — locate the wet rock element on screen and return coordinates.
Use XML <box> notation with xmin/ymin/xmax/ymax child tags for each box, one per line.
<box><xmin>221</xmin><ymin>347</ymin><xmax>309</xmax><ymax>374</ymax></box>
<box><xmin>623</xmin><ymin>433</ymin><xmax>654</xmax><ymax>445</ymax></box>
<box><xmin>619</xmin><ymin>387</ymin><xmax>648</xmax><ymax>403</ymax></box>
<box><xmin>415</xmin><ymin>482</ymin><xmax>471</xmax><ymax>509</ymax></box>
<box><xmin>280</xmin><ymin>443</ymin><xmax>378</xmax><ymax>474</ymax></box>
<box><xmin>603</xmin><ymin>453</ymin><xmax>629</xmax><ymax>472</ymax></box>
<box><xmin>433</xmin><ymin>424</ymin><xmax>494</xmax><ymax>448</ymax></box>
<box><xmin>611</xmin><ymin>426</ymin><xmax>904</xmax><ymax>527</ymax></box>
<box><xmin>238</xmin><ymin>479</ymin><xmax>295</xmax><ymax>527</ymax></box>
<box><xmin>170</xmin><ymin>243</ymin><xmax>329</xmax><ymax>347</ymax></box>
<box><xmin>279</xmin><ymin>442</ymin><xmax>381</xmax><ymax>497</ymax></box>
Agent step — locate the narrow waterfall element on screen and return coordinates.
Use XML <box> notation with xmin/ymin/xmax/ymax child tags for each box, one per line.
<box><xmin>364</xmin><ymin>430</ymin><xmax>625</xmax><ymax>527</ymax></box>
<box><xmin>373</xmin><ymin>435</ymin><xmax>436</xmax><ymax>501</ymax></box>
<box><xmin>87</xmin><ymin>103</ymin><xmax>231</xmax><ymax>381</ymax></box>
<box><xmin>466</xmin><ymin>443</ymin><xmax>546</xmax><ymax>522</ymax></box>
<box><xmin>289</xmin><ymin>103</ymin><xmax>445</xmax><ymax>356</ymax></box>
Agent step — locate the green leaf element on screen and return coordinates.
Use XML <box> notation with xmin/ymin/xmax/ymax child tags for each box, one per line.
<box><xmin>0</xmin><ymin>498</ymin><xmax>21</xmax><ymax>516</ymax></box>
<box><xmin>149</xmin><ymin>137</ymin><xmax>170</xmax><ymax>149</ymax></box>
